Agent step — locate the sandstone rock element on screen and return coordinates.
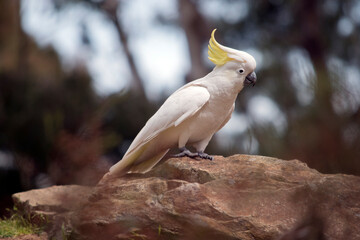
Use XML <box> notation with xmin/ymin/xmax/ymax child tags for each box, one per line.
<box><xmin>12</xmin><ymin>185</ymin><xmax>92</xmax><ymax>216</ymax></box>
<box><xmin>12</xmin><ymin>155</ymin><xmax>360</xmax><ymax>240</ymax></box>
<box><xmin>12</xmin><ymin>185</ymin><xmax>92</xmax><ymax>225</ymax></box>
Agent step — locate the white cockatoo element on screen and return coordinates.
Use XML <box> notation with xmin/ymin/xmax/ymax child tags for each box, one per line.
<box><xmin>107</xmin><ymin>29</ymin><xmax>257</xmax><ymax>177</ymax></box>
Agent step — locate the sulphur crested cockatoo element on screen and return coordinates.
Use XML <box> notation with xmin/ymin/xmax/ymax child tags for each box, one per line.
<box><xmin>108</xmin><ymin>29</ymin><xmax>257</xmax><ymax>177</ymax></box>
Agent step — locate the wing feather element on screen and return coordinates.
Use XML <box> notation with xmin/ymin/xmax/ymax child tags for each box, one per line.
<box><xmin>125</xmin><ymin>85</ymin><xmax>210</xmax><ymax>156</ymax></box>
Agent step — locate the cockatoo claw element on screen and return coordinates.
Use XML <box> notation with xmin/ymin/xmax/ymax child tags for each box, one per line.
<box><xmin>174</xmin><ymin>147</ymin><xmax>199</xmax><ymax>158</ymax></box>
<box><xmin>197</xmin><ymin>151</ymin><xmax>214</xmax><ymax>161</ymax></box>
<box><xmin>174</xmin><ymin>148</ymin><xmax>213</xmax><ymax>161</ymax></box>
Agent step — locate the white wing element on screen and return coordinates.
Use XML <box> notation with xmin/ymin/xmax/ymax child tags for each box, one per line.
<box><xmin>125</xmin><ymin>84</ymin><xmax>210</xmax><ymax>156</ymax></box>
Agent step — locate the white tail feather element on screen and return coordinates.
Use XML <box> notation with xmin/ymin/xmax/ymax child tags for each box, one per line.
<box><xmin>128</xmin><ymin>149</ymin><xmax>169</xmax><ymax>174</ymax></box>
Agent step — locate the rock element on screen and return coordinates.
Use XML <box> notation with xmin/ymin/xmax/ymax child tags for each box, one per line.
<box><xmin>12</xmin><ymin>185</ymin><xmax>92</xmax><ymax>220</ymax></box>
<box><xmin>12</xmin><ymin>155</ymin><xmax>360</xmax><ymax>240</ymax></box>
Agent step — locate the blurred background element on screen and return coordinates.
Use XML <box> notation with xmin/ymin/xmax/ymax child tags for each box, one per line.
<box><xmin>1</xmin><ymin>0</ymin><xmax>360</xmax><ymax>214</ymax></box>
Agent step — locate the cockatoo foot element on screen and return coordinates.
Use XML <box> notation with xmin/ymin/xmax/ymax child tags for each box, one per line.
<box><xmin>197</xmin><ymin>151</ymin><xmax>213</xmax><ymax>161</ymax></box>
<box><xmin>174</xmin><ymin>147</ymin><xmax>198</xmax><ymax>158</ymax></box>
<box><xmin>173</xmin><ymin>148</ymin><xmax>213</xmax><ymax>161</ymax></box>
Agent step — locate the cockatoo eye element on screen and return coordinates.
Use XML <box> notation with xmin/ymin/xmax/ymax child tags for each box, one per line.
<box><xmin>239</xmin><ymin>69</ymin><xmax>245</xmax><ymax>74</ymax></box>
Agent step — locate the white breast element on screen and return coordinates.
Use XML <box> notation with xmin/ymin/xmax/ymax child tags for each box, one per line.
<box><xmin>189</xmin><ymin>95</ymin><xmax>236</xmax><ymax>142</ymax></box>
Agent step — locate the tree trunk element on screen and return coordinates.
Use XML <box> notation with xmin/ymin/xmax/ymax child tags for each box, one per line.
<box><xmin>178</xmin><ymin>0</ymin><xmax>210</xmax><ymax>83</ymax></box>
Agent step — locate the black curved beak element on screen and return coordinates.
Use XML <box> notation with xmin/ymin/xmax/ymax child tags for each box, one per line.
<box><xmin>244</xmin><ymin>72</ymin><xmax>257</xmax><ymax>87</ymax></box>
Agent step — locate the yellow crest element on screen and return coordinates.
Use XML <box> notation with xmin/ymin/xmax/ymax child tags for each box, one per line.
<box><xmin>208</xmin><ymin>29</ymin><xmax>233</xmax><ymax>65</ymax></box>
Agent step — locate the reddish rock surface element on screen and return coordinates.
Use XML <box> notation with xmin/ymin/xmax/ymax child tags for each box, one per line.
<box><xmin>12</xmin><ymin>185</ymin><xmax>92</xmax><ymax>223</ymax></box>
<box><xmin>12</xmin><ymin>155</ymin><xmax>360</xmax><ymax>239</ymax></box>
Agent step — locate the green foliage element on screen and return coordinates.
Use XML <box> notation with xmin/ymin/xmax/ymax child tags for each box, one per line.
<box><xmin>0</xmin><ymin>207</ymin><xmax>44</xmax><ymax>238</ymax></box>
<box><xmin>0</xmin><ymin>70</ymin><xmax>98</xmax><ymax>171</ymax></box>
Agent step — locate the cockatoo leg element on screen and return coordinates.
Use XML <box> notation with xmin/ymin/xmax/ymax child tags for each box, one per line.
<box><xmin>192</xmin><ymin>136</ymin><xmax>213</xmax><ymax>160</ymax></box>
<box><xmin>197</xmin><ymin>151</ymin><xmax>213</xmax><ymax>160</ymax></box>
<box><xmin>173</xmin><ymin>147</ymin><xmax>198</xmax><ymax>158</ymax></box>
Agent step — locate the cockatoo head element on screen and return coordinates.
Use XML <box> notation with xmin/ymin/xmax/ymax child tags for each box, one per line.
<box><xmin>208</xmin><ymin>29</ymin><xmax>257</xmax><ymax>87</ymax></box>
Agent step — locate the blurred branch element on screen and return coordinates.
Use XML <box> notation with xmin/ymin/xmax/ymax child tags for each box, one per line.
<box><xmin>296</xmin><ymin>0</ymin><xmax>332</xmax><ymax>110</ymax></box>
<box><xmin>178</xmin><ymin>0</ymin><xmax>210</xmax><ymax>82</ymax></box>
<box><xmin>100</xmin><ymin>0</ymin><xmax>147</xmax><ymax>100</ymax></box>
<box><xmin>0</xmin><ymin>0</ymin><xmax>27</xmax><ymax>76</ymax></box>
